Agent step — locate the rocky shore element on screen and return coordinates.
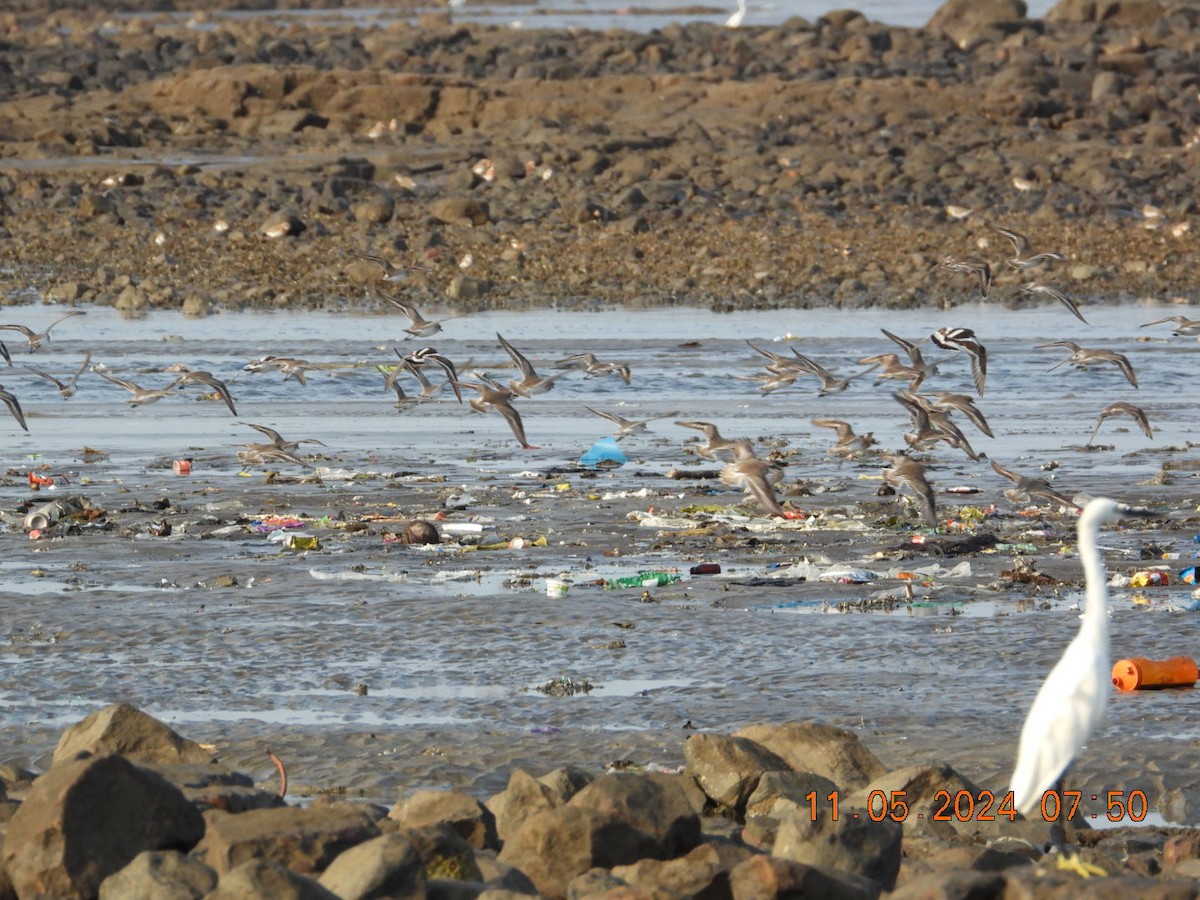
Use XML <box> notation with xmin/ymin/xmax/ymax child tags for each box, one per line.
<box><xmin>1</xmin><ymin>0</ymin><xmax>1199</xmax><ymax>314</ymax></box>
<box><xmin>3</xmin><ymin>703</ymin><xmax>1200</xmax><ymax>899</ymax></box>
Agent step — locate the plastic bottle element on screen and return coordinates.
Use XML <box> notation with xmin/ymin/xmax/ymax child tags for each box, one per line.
<box><xmin>1111</xmin><ymin>656</ymin><xmax>1199</xmax><ymax>692</ymax></box>
<box><xmin>605</xmin><ymin>571</ymin><xmax>681</xmax><ymax>589</ymax></box>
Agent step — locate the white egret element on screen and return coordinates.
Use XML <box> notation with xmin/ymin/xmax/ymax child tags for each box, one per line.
<box><xmin>725</xmin><ymin>0</ymin><xmax>746</xmax><ymax>28</ymax></box>
<box><xmin>1009</xmin><ymin>496</ymin><xmax>1153</xmax><ymax>876</ymax></box>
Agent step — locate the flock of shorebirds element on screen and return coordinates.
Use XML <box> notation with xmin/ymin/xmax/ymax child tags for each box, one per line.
<box><xmin>1</xmin><ymin>225</ymin><xmax>1194</xmax><ymax>524</ymax></box>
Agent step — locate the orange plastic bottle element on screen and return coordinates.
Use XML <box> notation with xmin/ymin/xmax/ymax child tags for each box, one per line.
<box><xmin>1111</xmin><ymin>656</ymin><xmax>1199</xmax><ymax>692</ymax></box>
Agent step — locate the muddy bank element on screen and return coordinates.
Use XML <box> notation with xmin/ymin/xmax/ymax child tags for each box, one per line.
<box><xmin>1</xmin><ymin>0</ymin><xmax>1199</xmax><ymax>313</ymax></box>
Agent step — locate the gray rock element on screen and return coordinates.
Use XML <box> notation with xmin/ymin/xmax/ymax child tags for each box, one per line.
<box><xmin>850</xmin><ymin>763</ymin><xmax>990</xmax><ymax>838</ymax></box>
<box><xmin>98</xmin><ymin>849</ymin><xmax>217</xmax><ymax>900</ymax></box>
<box><xmin>318</xmin><ymin>833</ymin><xmax>427</xmax><ymax>900</ymax></box>
<box><xmin>2</xmin><ymin>754</ymin><xmax>205</xmax><ymax>900</ymax></box>
<box><xmin>734</xmin><ymin>722</ymin><xmax>887</xmax><ymax>791</ymax></box>
<box><xmin>684</xmin><ymin>732</ymin><xmax>792</xmax><ymax>813</ymax></box>
<box><xmin>207</xmin><ymin>859</ymin><xmax>340</xmax><ymax>900</ymax></box>
<box><xmin>53</xmin><ymin>704</ymin><xmax>215</xmax><ymax>767</ymax></box>
<box><xmin>390</xmin><ymin>789</ymin><xmax>499</xmax><ymax>850</ymax></box>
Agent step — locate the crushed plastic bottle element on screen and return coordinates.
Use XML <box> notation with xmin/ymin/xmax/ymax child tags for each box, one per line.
<box><xmin>605</xmin><ymin>571</ymin><xmax>681</xmax><ymax>589</ymax></box>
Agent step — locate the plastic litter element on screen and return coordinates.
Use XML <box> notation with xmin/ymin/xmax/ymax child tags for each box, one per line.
<box><xmin>1112</xmin><ymin>656</ymin><xmax>1199</xmax><ymax>691</ymax></box>
<box><xmin>1130</xmin><ymin>570</ymin><xmax>1169</xmax><ymax>587</ymax></box>
<box><xmin>1181</xmin><ymin>566</ymin><xmax>1197</xmax><ymax>585</ymax></box>
<box><xmin>172</xmin><ymin>459</ymin><xmax>192</xmax><ymax>475</ymax></box>
<box><xmin>580</xmin><ymin>437</ymin><xmax>627</xmax><ymax>469</ymax></box>
<box><xmin>285</xmin><ymin>534</ymin><xmax>320</xmax><ymax>551</ymax></box>
<box><xmin>605</xmin><ymin>571</ymin><xmax>681</xmax><ymax>589</ymax></box>
<box><xmin>817</xmin><ymin>567</ymin><xmax>880</xmax><ymax>584</ymax></box>
<box><xmin>546</xmin><ymin>578</ymin><xmax>571</xmax><ymax>597</ymax></box>
<box><xmin>689</xmin><ymin>563</ymin><xmax>721</xmax><ymax>575</ymax></box>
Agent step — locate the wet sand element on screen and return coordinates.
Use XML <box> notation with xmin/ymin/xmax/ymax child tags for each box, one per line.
<box><xmin>2</xmin><ymin>305</ymin><xmax>1199</xmax><ymax>824</ymax></box>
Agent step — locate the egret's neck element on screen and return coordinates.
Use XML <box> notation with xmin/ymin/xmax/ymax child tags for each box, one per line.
<box><xmin>1078</xmin><ymin>508</ymin><xmax>1111</xmax><ymax>628</ymax></box>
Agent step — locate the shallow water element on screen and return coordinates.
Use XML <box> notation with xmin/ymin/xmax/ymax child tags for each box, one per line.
<box><xmin>2</xmin><ymin>301</ymin><xmax>1199</xmax><ymax>816</ymax></box>
<box><xmin>131</xmin><ymin>0</ymin><xmax>1060</xmax><ymax>34</ymax></box>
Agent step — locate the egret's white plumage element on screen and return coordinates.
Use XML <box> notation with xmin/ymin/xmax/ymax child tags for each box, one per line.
<box><xmin>725</xmin><ymin>0</ymin><xmax>746</xmax><ymax>28</ymax></box>
<box><xmin>1008</xmin><ymin>497</ymin><xmax>1145</xmax><ymax>816</ymax></box>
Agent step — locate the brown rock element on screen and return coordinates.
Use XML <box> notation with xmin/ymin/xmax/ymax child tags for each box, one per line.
<box><xmin>207</xmin><ymin>858</ymin><xmax>340</xmax><ymax>900</ymax></box>
<box><xmin>98</xmin><ymin>849</ymin><xmax>218</xmax><ymax>900</ymax></box>
<box><xmin>401</xmin><ymin>520</ymin><xmax>441</xmax><ymax>545</ymax></box>
<box><xmin>727</xmin><ymin>854</ymin><xmax>877</xmax><ymax>900</ymax></box>
<box><xmin>611</xmin><ymin>842</ymin><xmax>751</xmax><ymax>898</ymax></box>
<box><xmin>486</xmin><ymin>770</ymin><xmax>560</xmax><ymax>844</ymax></box>
<box><xmin>53</xmin><ymin>703</ymin><xmax>214</xmax><ymax>767</ymax></box>
<box><xmin>889</xmin><ymin>869</ymin><xmax>1005</xmax><ymax>899</ymax></box>
<box><xmin>404</xmin><ymin>822</ymin><xmax>485</xmax><ymax>882</ymax></box>
<box><xmin>390</xmin><ymin>789</ymin><xmax>499</xmax><ymax>851</ymax></box>
<box><xmin>2</xmin><ymin>754</ymin><xmax>205</xmax><ymax>900</ymax></box>
<box><xmin>194</xmin><ymin>802</ymin><xmax>381</xmax><ymax>876</ymax></box>
<box><xmin>926</xmin><ymin>0</ymin><xmax>1028</xmax><ymax>48</ymax></box>
<box><xmin>684</xmin><ymin>732</ymin><xmax>791</xmax><ymax>813</ymax></box>
<box><xmin>851</xmin><ymin>764</ymin><xmax>989</xmax><ymax>838</ymax></box>
<box><xmin>78</xmin><ymin>193</ymin><xmax>117</xmax><ymax>218</ymax></box>
<box><xmin>430</xmin><ymin>198</ymin><xmax>492</xmax><ymax>227</ymax></box>
<box><xmin>318</xmin><ymin>833</ymin><xmax>427</xmax><ymax>900</ymax></box>
<box><xmin>745</xmin><ymin>770</ymin><xmax>842</xmax><ymax>820</ymax></box>
<box><xmin>773</xmin><ymin>806</ymin><xmax>903</xmax><ymax>891</ymax></box>
<box><xmin>734</xmin><ymin>722</ymin><xmax>887</xmax><ymax>791</ymax></box>
<box><xmin>570</xmin><ymin>773</ymin><xmax>701</xmax><ymax>856</ymax></box>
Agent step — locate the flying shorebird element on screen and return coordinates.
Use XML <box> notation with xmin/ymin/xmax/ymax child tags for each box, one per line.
<box><xmin>882</xmin><ymin>454</ymin><xmax>937</xmax><ymax>527</ymax></box>
<box><xmin>930</xmin><ymin>327</ymin><xmax>987</xmax><ymax>395</ymax></box>
<box><xmin>1139</xmin><ymin>315</ymin><xmax>1200</xmax><ymax>337</ymax></box>
<box><xmin>932</xmin><ymin>254</ymin><xmax>991</xmax><ymax>298</ymax></box>
<box><xmin>168</xmin><ymin>366</ymin><xmax>238</xmax><ymax>416</ymax></box>
<box><xmin>990</xmin><ymin>459</ymin><xmax>1080</xmax><ymax>511</ymax></box>
<box><xmin>497</xmin><ymin>333</ymin><xmax>567</xmax><ymax>397</ymax></box>
<box><xmin>242</xmin><ymin>356</ymin><xmax>323</xmax><ymax>387</ymax></box>
<box><xmin>720</xmin><ymin>439</ymin><xmax>795</xmax><ymax>518</ymax></box>
<box><xmin>1037</xmin><ymin>340</ymin><xmax>1138</xmax><ymax>388</ymax></box>
<box><xmin>237</xmin><ymin>445</ymin><xmax>311</xmax><ymax>469</ymax></box>
<box><xmin>453</xmin><ymin>379</ymin><xmax>537</xmax><ymax>449</ymax></box>
<box><xmin>1020</xmin><ymin>283</ymin><xmax>1088</xmax><ymax>324</ymax></box>
<box><xmin>811</xmin><ymin>418</ymin><xmax>877</xmax><ymax>460</ymax></box>
<box><xmin>554</xmin><ymin>353</ymin><xmax>632</xmax><ymax>384</ymax></box>
<box><xmin>585</xmin><ymin>406</ymin><xmax>677</xmax><ymax>441</ymax></box>
<box><xmin>1</xmin><ymin>341</ymin><xmax>10</xmax><ymax>366</ymax></box>
<box><xmin>675</xmin><ymin>420</ymin><xmax>744</xmax><ymax>460</ymax></box>
<box><xmin>402</xmin><ymin>347</ymin><xmax>463</xmax><ymax>403</ymax></box>
<box><xmin>382</xmin><ymin>293</ymin><xmax>460</xmax><ymax>338</ymax></box>
<box><xmin>0</xmin><ymin>310</ymin><xmax>87</xmax><ymax>353</ymax></box>
<box><xmin>23</xmin><ymin>351</ymin><xmax>92</xmax><ymax>399</ymax></box>
<box><xmin>927</xmin><ymin>391</ymin><xmax>994</xmax><ymax>438</ymax></box>
<box><xmin>858</xmin><ymin>352</ymin><xmax>928</xmax><ymax>392</ymax></box>
<box><xmin>92</xmin><ymin>368</ymin><xmax>178</xmax><ymax>406</ymax></box>
<box><xmin>1088</xmin><ymin>402</ymin><xmax>1153</xmax><ymax>446</ymax></box>
<box><xmin>992</xmin><ymin>224</ymin><xmax>1066</xmax><ymax>270</ymax></box>
<box><xmin>240</xmin><ymin>422</ymin><xmax>326</xmax><ymax>454</ymax></box>
<box><xmin>384</xmin><ymin>351</ymin><xmax>443</xmax><ymax>405</ymax></box>
<box><xmin>893</xmin><ymin>391</ymin><xmax>981</xmax><ymax>461</ymax></box>
<box><xmin>789</xmin><ymin>350</ymin><xmax>875</xmax><ymax>395</ymax></box>
<box><xmin>353</xmin><ymin>253</ymin><xmax>426</xmax><ymax>283</ymax></box>
<box><xmin>0</xmin><ymin>384</ymin><xmax>29</xmax><ymax>432</ymax></box>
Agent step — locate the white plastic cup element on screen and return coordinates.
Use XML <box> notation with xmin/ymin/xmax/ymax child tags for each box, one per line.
<box><xmin>546</xmin><ymin>578</ymin><xmax>570</xmax><ymax>598</ymax></box>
